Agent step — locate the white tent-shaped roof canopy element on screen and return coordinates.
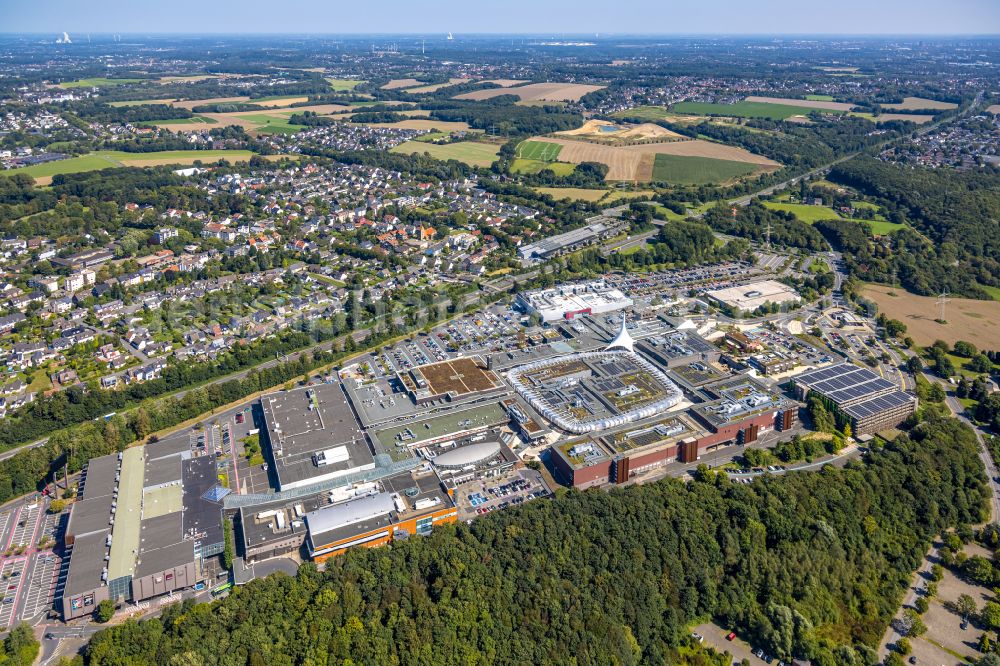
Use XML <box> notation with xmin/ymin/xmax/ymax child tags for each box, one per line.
<box><xmin>606</xmin><ymin>316</ymin><xmax>634</xmax><ymax>353</ymax></box>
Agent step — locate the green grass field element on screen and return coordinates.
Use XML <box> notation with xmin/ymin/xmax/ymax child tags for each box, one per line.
<box><xmin>510</xmin><ymin>158</ymin><xmax>576</xmax><ymax>176</ymax></box>
<box><xmin>235</xmin><ymin>114</ymin><xmax>305</xmax><ymax>134</ymax></box>
<box><xmin>5</xmin><ymin>150</ymin><xmax>258</xmax><ymax>181</ymax></box>
<box><xmin>391</xmin><ymin>141</ymin><xmax>500</xmax><ymax>168</ymax></box>
<box><xmin>673</xmin><ymin>100</ymin><xmax>842</xmax><ymax>120</ymax></box>
<box><xmin>326</xmin><ymin>78</ymin><xmax>365</xmax><ymax>91</ymax></box>
<box><xmin>763</xmin><ymin>202</ymin><xmax>842</xmax><ymax>223</ymax></box>
<box><xmin>516</xmin><ymin>140</ymin><xmax>563</xmax><ymax>161</ymax></box>
<box><xmin>59</xmin><ymin>77</ymin><xmax>144</xmax><ymax>88</ymax></box>
<box><xmin>863</xmin><ymin>219</ymin><xmax>908</xmax><ymax>235</ymax></box>
<box><xmin>650</xmin><ymin>154</ymin><xmax>758</xmax><ymax>185</ymax></box>
<box><xmin>151</xmin><ymin>116</ymin><xmax>217</xmax><ymax>125</ymax></box>
<box><xmin>413</xmin><ymin>132</ymin><xmax>450</xmax><ymax>143</ymax></box>
<box><xmin>978</xmin><ymin>284</ymin><xmax>1000</xmax><ymax>302</ymax></box>
<box><xmin>805</xmin><ymin>94</ymin><xmax>835</xmax><ymax>101</ymax></box>
<box><xmin>611</xmin><ymin>105</ymin><xmax>674</xmax><ymax>121</ymax></box>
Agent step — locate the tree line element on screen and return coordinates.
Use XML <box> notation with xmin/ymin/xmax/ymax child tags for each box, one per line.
<box><xmin>75</xmin><ymin>415</ymin><xmax>987</xmax><ymax>666</ymax></box>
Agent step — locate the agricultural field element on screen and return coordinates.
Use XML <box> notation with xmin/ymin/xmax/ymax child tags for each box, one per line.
<box><xmin>390</xmin><ymin>141</ymin><xmax>500</xmax><ymax>167</ymax></box>
<box><xmin>326</xmin><ymin>78</ymin><xmax>365</xmax><ymax>91</ymax></box>
<box><xmin>743</xmin><ymin>96</ymin><xmax>855</xmax><ymax>111</ymax></box>
<box><xmin>108</xmin><ymin>99</ymin><xmax>177</xmax><ymax>107</ymax></box>
<box><xmin>404</xmin><ymin>78</ymin><xmax>474</xmax><ymax>93</ymax></box>
<box><xmin>6</xmin><ymin>150</ymin><xmax>258</xmax><ymax>184</ymax></box>
<box><xmin>58</xmin><ymin>77</ymin><xmax>144</xmax><ymax>88</ymax></box>
<box><xmin>861</xmin><ymin>284</ymin><xmax>1000</xmax><ymax>350</ymax></box>
<box><xmin>481</xmin><ymin>79</ymin><xmax>528</xmax><ymax>87</ymax></box>
<box><xmin>988</xmin><ymin>105</ymin><xmax>1000</xmax><ymax>115</ymax></box>
<box><xmin>650</xmin><ymin>154</ymin><xmax>757</xmax><ymax>185</ymax></box>
<box><xmin>523</xmin><ymin>136</ymin><xmax>778</xmax><ymax>182</ymax></box>
<box><xmin>864</xmin><ymin>219</ymin><xmax>908</xmax><ymax>235</ymax></box>
<box><xmin>534</xmin><ymin>187</ymin><xmax>609</xmax><ymax>202</ymax></box>
<box><xmin>151</xmin><ymin>116</ymin><xmax>218</xmax><ymax>126</ymax></box>
<box><xmin>172</xmin><ymin>96</ymin><xmax>250</xmax><ymax>110</ymax></box>
<box><xmin>381</xmin><ymin>78</ymin><xmax>425</xmax><ymax>90</ymax></box>
<box><xmin>882</xmin><ymin>96</ymin><xmax>958</xmax><ymax>111</ymax></box>
<box><xmin>516</xmin><ymin>140</ymin><xmax>563</xmax><ymax>161</ymax></box>
<box><xmin>510</xmin><ymin>159</ymin><xmax>576</xmax><ymax>176</ymax></box>
<box><xmin>250</xmin><ymin>96</ymin><xmax>310</xmax><ymax>107</ymax></box>
<box><xmin>762</xmin><ymin>202</ymin><xmax>842</xmax><ymax>223</ymax></box>
<box><xmin>234</xmin><ymin>113</ymin><xmax>305</xmax><ymax>135</ymax></box>
<box><xmin>673</xmin><ymin>100</ymin><xmax>844</xmax><ymax>120</ymax></box>
<box><xmin>611</xmin><ymin>105</ymin><xmax>674</xmax><ymax>121</ymax></box>
<box><xmin>454</xmin><ymin>82</ymin><xmax>605</xmax><ymax>102</ymax></box>
<box><xmin>805</xmin><ymin>95</ymin><xmax>835</xmax><ymax>101</ymax></box>
<box><xmin>156</xmin><ymin>75</ymin><xmax>217</xmax><ymax>84</ymax></box>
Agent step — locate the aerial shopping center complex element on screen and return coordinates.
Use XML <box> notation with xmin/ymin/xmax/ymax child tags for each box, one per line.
<box><xmin>59</xmin><ymin>279</ymin><xmax>919</xmax><ymax>617</ymax></box>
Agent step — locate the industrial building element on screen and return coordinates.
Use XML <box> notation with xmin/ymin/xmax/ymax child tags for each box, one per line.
<box><xmin>515</xmin><ymin>280</ymin><xmax>633</xmax><ymax>322</ymax></box>
<box><xmin>260</xmin><ymin>384</ymin><xmax>375</xmax><ymax>491</ymax></box>
<box><xmin>61</xmin><ymin>436</ymin><xmax>226</xmax><ymax>620</ymax></box>
<box><xmin>790</xmin><ymin>363</ymin><xmax>917</xmax><ymax>435</ymax></box>
<box><xmin>706</xmin><ymin>280</ymin><xmax>800</xmax><ymax>313</ymax></box>
<box><xmin>517</xmin><ymin>216</ymin><xmax>628</xmax><ymax>263</ymax></box>
<box><xmin>303</xmin><ymin>468</ymin><xmax>457</xmax><ymax>562</ymax></box>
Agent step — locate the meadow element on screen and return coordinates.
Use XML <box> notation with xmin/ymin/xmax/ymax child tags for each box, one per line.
<box><xmin>650</xmin><ymin>154</ymin><xmax>757</xmax><ymax>185</ymax></box>
<box><xmin>59</xmin><ymin>77</ymin><xmax>144</xmax><ymax>88</ymax></box>
<box><xmin>534</xmin><ymin>187</ymin><xmax>609</xmax><ymax>202</ymax></box>
<box><xmin>673</xmin><ymin>100</ymin><xmax>842</xmax><ymax>120</ymax></box>
<box><xmin>762</xmin><ymin>202</ymin><xmax>842</xmax><ymax>223</ymax></box>
<box><xmin>611</xmin><ymin>106</ymin><xmax>674</xmax><ymax>121</ymax></box>
<box><xmin>390</xmin><ymin>141</ymin><xmax>500</xmax><ymax>167</ymax></box>
<box><xmin>326</xmin><ymin>78</ymin><xmax>365</xmax><ymax>91</ymax></box>
<box><xmin>235</xmin><ymin>114</ymin><xmax>305</xmax><ymax>134</ymax></box>
<box><xmin>7</xmin><ymin>150</ymin><xmax>258</xmax><ymax>183</ymax></box>
<box><xmin>510</xmin><ymin>159</ymin><xmax>576</xmax><ymax>176</ymax></box>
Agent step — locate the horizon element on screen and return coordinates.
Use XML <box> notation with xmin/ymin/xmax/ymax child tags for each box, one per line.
<box><xmin>6</xmin><ymin>0</ymin><xmax>1000</xmax><ymax>36</ymax></box>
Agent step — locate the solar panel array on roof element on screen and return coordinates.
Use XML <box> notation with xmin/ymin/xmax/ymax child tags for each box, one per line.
<box><xmin>795</xmin><ymin>363</ymin><xmax>896</xmax><ymax>407</ymax></box>
<box><xmin>842</xmin><ymin>390</ymin><xmax>916</xmax><ymax>419</ymax></box>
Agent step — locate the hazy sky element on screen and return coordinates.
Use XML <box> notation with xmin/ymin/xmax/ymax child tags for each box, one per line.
<box><xmin>5</xmin><ymin>0</ymin><xmax>1000</xmax><ymax>35</ymax></box>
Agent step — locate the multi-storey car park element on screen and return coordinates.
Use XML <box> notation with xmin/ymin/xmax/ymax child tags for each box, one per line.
<box><xmin>790</xmin><ymin>362</ymin><xmax>918</xmax><ymax>436</ymax></box>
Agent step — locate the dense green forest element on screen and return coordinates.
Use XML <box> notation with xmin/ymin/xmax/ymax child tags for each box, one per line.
<box><xmin>826</xmin><ymin>157</ymin><xmax>1000</xmax><ymax>298</ymax></box>
<box><xmin>77</xmin><ymin>416</ymin><xmax>986</xmax><ymax>666</ymax></box>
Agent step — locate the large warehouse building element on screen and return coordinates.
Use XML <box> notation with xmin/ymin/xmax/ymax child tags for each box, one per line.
<box><xmin>790</xmin><ymin>363</ymin><xmax>917</xmax><ymax>435</ymax></box>
<box><xmin>62</xmin><ymin>437</ymin><xmax>225</xmax><ymax>620</ymax></box>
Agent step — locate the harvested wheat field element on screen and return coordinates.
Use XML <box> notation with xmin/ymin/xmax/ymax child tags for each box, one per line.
<box><xmin>173</xmin><ymin>96</ymin><xmax>250</xmax><ymax>110</ymax></box>
<box><xmin>404</xmin><ymin>78</ymin><xmax>474</xmax><ymax>93</ymax></box>
<box><xmin>987</xmin><ymin>105</ymin><xmax>1000</xmax><ymax>115</ymax></box>
<box><xmin>481</xmin><ymin>79</ymin><xmax>529</xmax><ymax>87</ymax></box>
<box><xmin>254</xmin><ymin>97</ymin><xmax>309</xmax><ymax>107</ymax></box>
<box><xmin>876</xmin><ymin>113</ymin><xmax>934</xmax><ymax>124</ymax></box>
<box><xmin>861</xmin><ymin>284</ymin><xmax>1000</xmax><ymax>350</ymax></box>
<box><xmin>744</xmin><ymin>96</ymin><xmax>855</xmax><ymax>112</ymax></box>
<box><xmin>527</xmin><ymin>136</ymin><xmax>778</xmax><ymax>181</ymax></box>
<box><xmin>382</xmin><ymin>78</ymin><xmax>424</xmax><ymax>90</ymax></box>
<box><xmin>882</xmin><ymin>97</ymin><xmax>958</xmax><ymax>111</ymax></box>
<box><xmin>455</xmin><ymin>82</ymin><xmax>605</xmax><ymax>102</ymax></box>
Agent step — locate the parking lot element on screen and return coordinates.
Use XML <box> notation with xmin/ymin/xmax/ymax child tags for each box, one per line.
<box><xmin>454</xmin><ymin>469</ymin><xmax>551</xmax><ymax>521</ymax></box>
<box><xmin>0</xmin><ymin>557</ymin><xmax>27</xmax><ymax>627</ymax></box>
<box><xmin>20</xmin><ymin>551</ymin><xmax>60</xmax><ymax>621</ymax></box>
